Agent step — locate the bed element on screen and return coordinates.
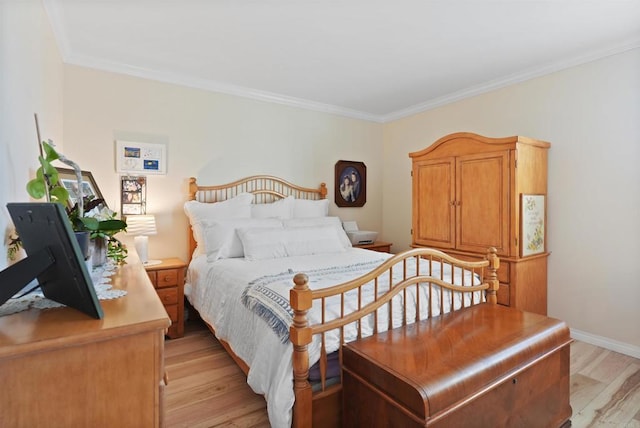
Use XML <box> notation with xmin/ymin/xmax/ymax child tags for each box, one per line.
<box><xmin>184</xmin><ymin>175</ymin><xmax>500</xmax><ymax>428</ymax></box>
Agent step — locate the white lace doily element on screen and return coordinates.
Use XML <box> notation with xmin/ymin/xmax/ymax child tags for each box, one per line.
<box><xmin>0</xmin><ymin>260</ymin><xmax>127</xmax><ymax>317</ymax></box>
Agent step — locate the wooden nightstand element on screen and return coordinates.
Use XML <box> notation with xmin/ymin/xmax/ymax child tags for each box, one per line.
<box><xmin>145</xmin><ymin>258</ymin><xmax>186</xmax><ymax>339</ymax></box>
<box><xmin>354</xmin><ymin>241</ymin><xmax>392</xmax><ymax>253</ymax></box>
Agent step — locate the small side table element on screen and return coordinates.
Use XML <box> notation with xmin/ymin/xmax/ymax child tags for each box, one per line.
<box><xmin>144</xmin><ymin>258</ymin><xmax>186</xmax><ymax>339</ymax></box>
<box><xmin>354</xmin><ymin>241</ymin><xmax>392</xmax><ymax>253</ymax></box>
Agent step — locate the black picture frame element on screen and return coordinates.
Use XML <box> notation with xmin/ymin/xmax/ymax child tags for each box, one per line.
<box><xmin>335</xmin><ymin>160</ymin><xmax>366</xmax><ymax>207</ymax></box>
<box><xmin>56</xmin><ymin>167</ymin><xmax>106</xmax><ymax>209</ymax></box>
<box><xmin>120</xmin><ymin>175</ymin><xmax>147</xmax><ymax>216</ymax></box>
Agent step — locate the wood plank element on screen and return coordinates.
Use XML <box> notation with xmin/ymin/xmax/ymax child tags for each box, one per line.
<box><xmin>570</xmin><ymin>340</ymin><xmax>604</xmax><ymax>375</ymax></box>
<box><xmin>580</xmin><ymin>349</ymin><xmax>637</xmax><ymax>384</ymax></box>
<box><xmin>570</xmin><ymin>373</ymin><xmax>606</xmax><ymax>413</ymax></box>
<box><xmin>572</xmin><ymin>363</ymin><xmax>640</xmax><ymax>427</ymax></box>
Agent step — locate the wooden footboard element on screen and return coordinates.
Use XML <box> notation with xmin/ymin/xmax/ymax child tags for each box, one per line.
<box><xmin>289</xmin><ymin>247</ymin><xmax>500</xmax><ymax>427</ymax></box>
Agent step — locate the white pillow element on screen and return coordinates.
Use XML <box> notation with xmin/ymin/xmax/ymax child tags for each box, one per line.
<box><xmin>238</xmin><ymin>225</ymin><xmax>347</xmax><ymax>261</ymax></box>
<box><xmin>283</xmin><ymin>216</ymin><xmax>352</xmax><ymax>249</ymax></box>
<box><xmin>237</xmin><ymin>227</ymin><xmax>288</xmax><ymax>261</ymax></box>
<box><xmin>293</xmin><ymin>198</ymin><xmax>329</xmax><ymax>218</ymax></box>
<box><xmin>184</xmin><ymin>193</ymin><xmax>254</xmax><ymax>252</ymax></box>
<box><xmin>283</xmin><ymin>225</ymin><xmax>347</xmax><ymax>257</ymax></box>
<box><xmin>251</xmin><ymin>196</ymin><xmax>294</xmax><ymax>219</ymax></box>
<box><xmin>203</xmin><ymin>218</ymin><xmax>283</xmax><ymax>261</ymax></box>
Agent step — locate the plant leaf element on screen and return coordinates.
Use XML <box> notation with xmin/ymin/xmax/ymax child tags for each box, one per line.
<box><xmin>50</xmin><ymin>185</ymin><xmax>69</xmax><ymax>203</ymax></box>
<box><xmin>84</xmin><ymin>198</ymin><xmax>104</xmax><ymax>212</ymax></box>
<box><xmin>98</xmin><ymin>219</ymin><xmax>127</xmax><ymax>232</ymax></box>
<box><xmin>43</xmin><ymin>141</ymin><xmax>60</xmax><ymax>161</ymax></box>
<box><xmin>80</xmin><ymin>217</ymin><xmax>100</xmax><ymax>231</ymax></box>
<box><xmin>26</xmin><ymin>178</ymin><xmax>46</xmax><ymax>199</ymax></box>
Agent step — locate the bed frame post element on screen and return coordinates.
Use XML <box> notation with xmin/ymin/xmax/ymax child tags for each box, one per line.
<box><xmin>486</xmin><ymin>247</ymin><xmax>500</xmax><ymax>304</ymax></box>
<box><xmin>319</xmin><ymin>182</ymin><xmax>328</xmax><ymax>199</ymax></box>
<box><xmin>187</xmin><ymin>177</ymin><xmax>199</xmax><ymax>262</ymax></box>
<box><xmin>290</xmin><ymin>273</ymin><xmax>313</xmax><ymax>428</ymax></box>
<box><xmin>188</xmin><ymin>177</ymin><xmax>198</xmax><ymax>201</ymax></box>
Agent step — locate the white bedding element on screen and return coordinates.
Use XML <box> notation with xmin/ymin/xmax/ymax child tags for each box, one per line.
<box><xmin>186</xmin><ymin>248</ymin><xmax>482</xmax><ymax>427</ymax></box>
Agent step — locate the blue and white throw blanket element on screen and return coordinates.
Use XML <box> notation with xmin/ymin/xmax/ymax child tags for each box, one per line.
<box><xmin>240</xmin><ymin>257</ymin><xmax>480</xmax><ymax>344</ymax></box>
<box><xmin>241</xmin><ymin>259</ymin><xmax>385</xmax><ymax>343</ymax></box>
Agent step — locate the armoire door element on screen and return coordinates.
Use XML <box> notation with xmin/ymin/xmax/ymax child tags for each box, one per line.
<box><xmin>412</xmin><ymin>157</ymin><xmax>455</xmax><ymax>249</ymax></box>
<box><xmin>455</xmin><ymin>150</ymin><xmax>510</xmax><ymax>255</ymax></box>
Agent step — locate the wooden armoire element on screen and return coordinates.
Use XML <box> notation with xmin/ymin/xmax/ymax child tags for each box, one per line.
<box><xmin>409</xmin><ymin>132</ymin><xmax>550</xmax><ymax>315</ymax></box>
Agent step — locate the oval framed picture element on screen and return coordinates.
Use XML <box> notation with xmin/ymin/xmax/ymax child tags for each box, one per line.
<box><xmin>335</xmin><ymin>160</ymin><xmax>366</xmax><ymax>207</ymax></box>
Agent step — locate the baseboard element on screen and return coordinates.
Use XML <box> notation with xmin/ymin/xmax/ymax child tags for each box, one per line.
<box><xmin>570</xmin><ymin>328</ymin><xmax>640</xmax><ymax>359</ymax></box>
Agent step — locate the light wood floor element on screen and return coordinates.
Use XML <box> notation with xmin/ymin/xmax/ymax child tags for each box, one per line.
<box><xmin>165</xmin><ymin>319</ymin><xmax>640</xmax><ymax>427</ymax></box>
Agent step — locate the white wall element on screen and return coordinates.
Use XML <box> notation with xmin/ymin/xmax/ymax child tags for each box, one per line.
<box><xmin>0</xmin><ymin>1</ymin><xmax>64</xmax><ymax>270</ymax></box>
<box><xmin>383</xmin><ymin>49</ymin><xmax>640</xmax><ymax>351</ymax></box>
<box><xmin>62</xmin><ymin>66</ymin><xmax>383</xmax><ymax>262</ymax></box>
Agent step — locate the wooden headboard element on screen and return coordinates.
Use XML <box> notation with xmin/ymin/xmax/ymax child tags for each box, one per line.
<box><xmin>187</xmin><ymin>175</ymin><xmax>328</xmax><ymax>258</ymax></box>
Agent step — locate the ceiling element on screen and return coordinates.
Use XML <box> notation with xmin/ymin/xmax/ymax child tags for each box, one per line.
<box><xmin>44</xmin><ymin>0</ymin><xmax>640</xmax><ymax>122</ymax></box>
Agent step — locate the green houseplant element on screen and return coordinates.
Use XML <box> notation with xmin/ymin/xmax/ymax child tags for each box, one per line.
<box><xmin>68</xmin><ymin>197</ymin><xmax>129</xmax><ymax>264</ymax></box>
<box><xmin>24</xmin><ymin>140</ymin><xmax>128</xmax><ymax>264</ymax></box>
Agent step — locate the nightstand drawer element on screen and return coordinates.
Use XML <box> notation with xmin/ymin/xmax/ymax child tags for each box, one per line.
<box><xmin>157</xmin><ymin>287</ymin><xmax>178</xmax><ymax>305</ymax></box>
<box><xmin>355</xmin><ymin>241</ymin><xmax>392</xmax><ymax>253</ymax></box>
<box><xmin>164</xmin><ymin>304</ymin><xmax>178</xmax><ymax>322</ymax></box>
<box><xmin>156</xmin><ymin>269</ymin><xmax>179</xmax><ymax>288</ymax></box>
<box><xmin>147</xmin><ymin>271</ymin><xmax>156</xmax><ymax>284</ymax></box>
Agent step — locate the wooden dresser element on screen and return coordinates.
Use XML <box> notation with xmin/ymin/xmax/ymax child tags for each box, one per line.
<box><xmin>0</xmin><ymin>258</ymin><xmax>171</xmax><ymax>427</ymax></box>
<box><xmin>409</xmin><ymin>132</ymin><xmax>550</xmax><ymax>315</ymax></box>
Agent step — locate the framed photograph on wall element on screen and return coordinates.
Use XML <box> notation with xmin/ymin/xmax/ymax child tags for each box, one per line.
<box><xmin>115</xmin><ymin>140</ymin><xmax>167</xmax><ymax>175</ymax></box>
<box><xmin>56</xmin><ymin>167</ymin><xmax>106</xmax><ymax>209</ymax></box>
<box><xmin>120</xmin><ymin>175</ymin><xmax>147</xmax><ymax>216</ymax></box>
<box><xmin>520</xmin><ymin>194</ymin><xmax>546</xmax><ymax>257</ymax></box>
<box><xmin>335</xmin><ymin>160</ymin><xmax>366</xmax><ymax>207</ymax></box>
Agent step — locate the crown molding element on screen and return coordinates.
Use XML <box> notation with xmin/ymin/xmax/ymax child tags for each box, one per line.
<box><xmin>67</xmin><ymin>53</ymin><xmax>384</xmax><ymax>123</ymax></box>
<box><xmin>381</xmin><ymin>39</ymin><xmax>640</xmax><ymax>123</ymax></box>
<box><xmin>43</xmin><ymin>1</ymin><xmax>639</xmax><ymax>125</ymax></box>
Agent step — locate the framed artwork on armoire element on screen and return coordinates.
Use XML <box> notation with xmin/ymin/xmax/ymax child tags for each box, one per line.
<box><xmin>520</xmin><ymin>194</ymin><xmax>546</xmax><ymax>257</ymax></box>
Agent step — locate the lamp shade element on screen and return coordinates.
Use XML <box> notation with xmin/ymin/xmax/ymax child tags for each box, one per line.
<box><xmin>126</xmin><ymin>215</ymin><xmax>157</xmax><ymax>236</ymax></box>
<box><xmin>126</xmin><ymin>214</ymin><xmax>160</xmax><ymax>265</ymax></box>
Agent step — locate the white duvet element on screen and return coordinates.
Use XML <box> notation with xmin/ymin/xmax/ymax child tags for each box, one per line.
<box><xmin>185</xmin><ymin>248</ymin><xmax>481</xmax><ymax>427</ymax></box>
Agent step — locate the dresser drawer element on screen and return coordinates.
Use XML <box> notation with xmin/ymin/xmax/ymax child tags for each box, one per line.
<box><xmin>157</xmin><ymin>287</ymin><xmax>178</xmax><ymax>306</ymax></box>
<box><xmin>156</xmin><ymin>269</ymin><xmax>179</xmax><ymax>288</ymax></box>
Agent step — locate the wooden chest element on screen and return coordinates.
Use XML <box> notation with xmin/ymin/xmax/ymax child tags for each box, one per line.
<box><xmin>342</xmin><ymin>304</ymin><xmax>572</xmax><ymax>427</ymax></box>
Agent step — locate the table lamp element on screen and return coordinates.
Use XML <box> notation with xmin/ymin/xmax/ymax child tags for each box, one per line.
<box><xmin>126</xmin><ymin>214</ymin><xmax>161</xmax><ymax>266</ymax></box>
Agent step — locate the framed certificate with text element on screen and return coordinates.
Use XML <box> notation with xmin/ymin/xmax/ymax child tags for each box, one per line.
<box><xmin>115</xmin><ymin>140</ymin><xmax>167</xmax><ymax>175</ymax></box>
